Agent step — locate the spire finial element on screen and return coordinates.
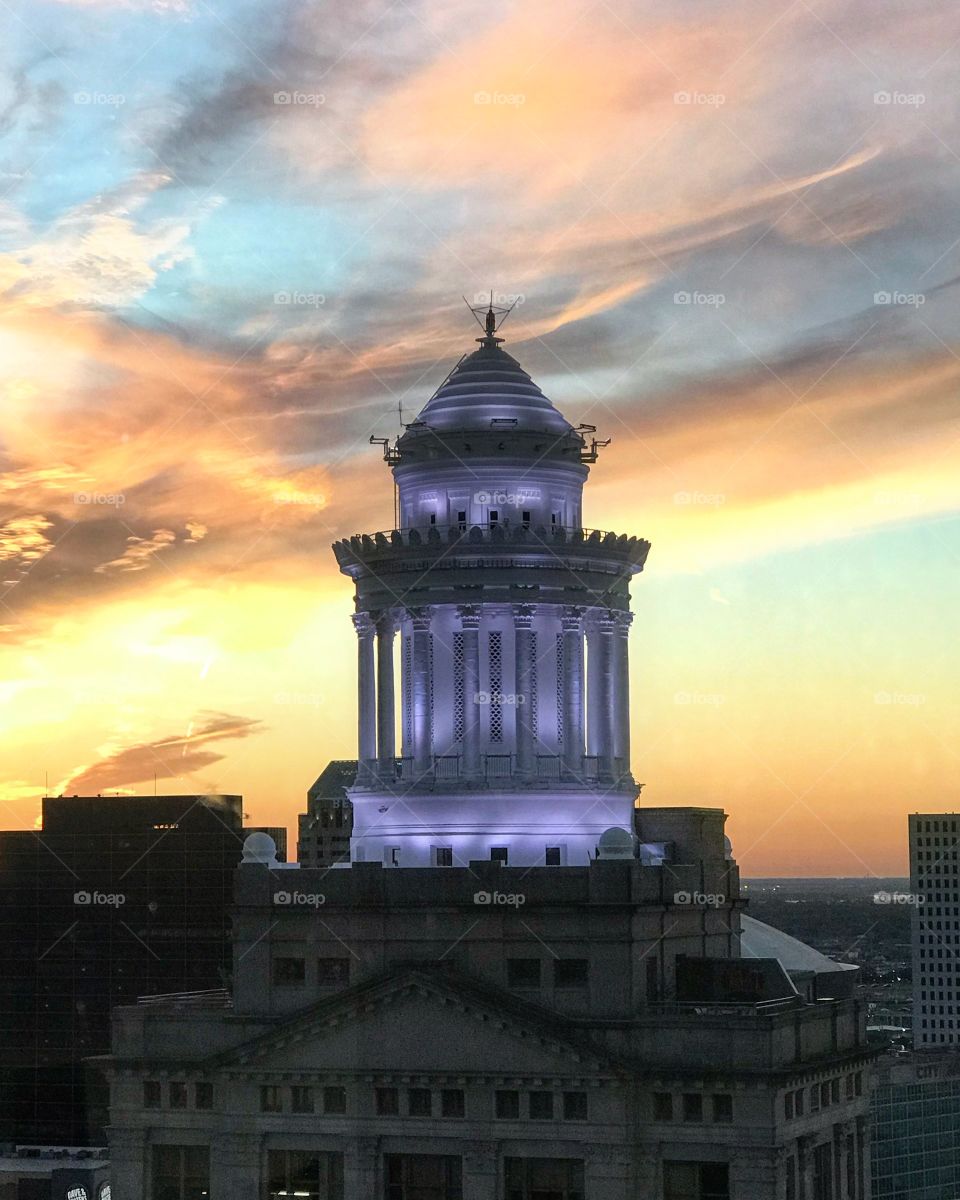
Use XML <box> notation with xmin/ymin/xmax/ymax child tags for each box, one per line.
<box><xmin>463</xmin><ymin>291</ymin><xmax>519</xmax><ymax>347</ymax></box>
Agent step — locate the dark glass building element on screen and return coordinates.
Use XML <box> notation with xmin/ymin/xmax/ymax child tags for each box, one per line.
<box><xmin>0</xmin><ymin>793</ymin><xmax>249</xmax><ymax>1145</ymax></box>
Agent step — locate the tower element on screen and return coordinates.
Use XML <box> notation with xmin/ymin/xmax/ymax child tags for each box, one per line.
<box><xmin>333</xmin><ymin>308</ymin><xmax>650</xmax><ymax>867</ymax></box>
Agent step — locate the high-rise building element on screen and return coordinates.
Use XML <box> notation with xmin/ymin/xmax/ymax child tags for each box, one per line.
<box><xmin>908</xmin><ymin>812</ymin><xmax>960</xmax><ymax>1047</ymax></box>
<box><xmin>297</xmin><ymin>761</ymin><xmax>354</xmax><ymax>868</ymax></box>
<box><xmin>99</xmin><ymin>311</ymin><xmax>876</xmax><ymax>1200</ymax></box>
<box><xmin>871</xmin><ymin>1051</ymin><xmax>960</xmax><ymax>1200</ymax></box>
<box><xmin>0</xmin><ymin>793</ymin><xmax>250</xmax><ymax>1145</ymax></box>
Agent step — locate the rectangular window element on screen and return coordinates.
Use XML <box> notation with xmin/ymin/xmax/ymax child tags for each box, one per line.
<box><xmin>385</xmin><ymin>1155</ymin><xmax>462</xmax><ymax>1200</ymax></box>
<box><xmin>260</xmin><ymin>1085</ymin><xmax>283</xmax><ymax>1113</ymax></box>
<box><xmin>507</xmin><ymin>959</ymin><xmax>542</xmax><ymax>988</ymax></box>
<box><xmin>784</xmin><ymin>1091</ymin><xmax>794</xmax><ymax>1120</ymax></box>
<box><xmin>496</xmin><ymin>1089</ymin><xmax>520</xmax><ymax>1119</ymax></box>
<box><xmin>169</xmin><ymin>1081</ymin><xmax>188</xmax><ymax>1109</ymax></box>
<box><xmin>272</xmin><ymin>956</ymin><xmax>306</xmax><ymax>986</ymax></box>
<box><xmin>265</xmin><ymin>1149</ymin><xmax>344</xmax><ymax>1200</ymax></box>
<box><xmin>194</xmin><ymin>1082</ymin><xmax>213</xmax><ymax>1110</ymax></box>
<box><xmin>529</xmin><ymin>1090</ymin><xmax>554</xmax><ymax>1119</ymax></box>
<box><xmin>795</xmin><ymin>1088</ymin><xmax>804</xmax><ymax>1116</ymax></box>
<box><xmin>654</xmin><ymin>1092</ymin><xmax>673</xmax><ymax>1121</ymax></box>
<box><xmin>441</xmin><ymin>1088</ymin><xmax>465</xmax><ymax>1118</ymax></box>
<box><xmin>522</xmin><ymin>510</ymin><xmax>531</xmax><ymax>527</ymax></box>
<box><xmin>151</xmin><ymin>1145</ymin><xmax>210</xmax><ymax>1200</ymax></box>
<box><xmin>504</xmin><ymin>1158</ymin><xmax>584</xmax><ymax>1200</ymax></box>
<box><xmin>435</xmin><ymin>846</ymin><xmax>453</xmax><ymax>867</ymax></box>
<box><xmin>291</xmin><ymin>1085</ymin><xmax>314</xmax><ymax>1114</ymax></box>
<box><xmin>457</xmin><ymin>510</ymin><xmax>467</xmax><ymax>530</ymax></box>
<box><xmin>545</xmin><ymin>846</ymin><xmax>562</xmax><ymax>866</ymax></box>
<box><xmin>489</xmin><ymin>509</ymin><xmax>499</xmax><ymax>526</ymax></box>
<box><xmin>683</xmin><ymin>1093</ymin><xmax>703</xmax><ymax>1122</ymax></box>
<box><xmin>323</xmin><ymin>1086</ymin><xmax>347</xmax><ymax>1114</ymax></box>
<box><xmin>490</xmin><ymin>846</ymin><xmax>509</xmax><ymax>864</ymax></box>
<box><xmin>385</xmin><ymin>846</ymin><xmax>401</xmax><ymax>866</ymax></box>
<box><xmin>376</xmin><ymin>1086</ymin><xmax>399</xmax><ymax>1116</ymax></box>
<box><xmin>408</xmin><ymin>1087</ymin><xmax>432</xmax><ymax>1117</ymax></box>
<box><xmin>712</xmin><ymin>1094</ymin><xmax>733</xmax><ymax>1123</ymax></box>
<box><xmin>143</xmin><ymin>1080</ymin><xmax>161</xmax><ymax>1109</ymax></box>
<box><xmin>318</xmin><ymin>958</ymin><xmax>351</xmax><ymax>986</ymax></box>
<box><xmin>554</xmin><ymin>958</ymin><xmax>589</xmax><ymax>989</ymax></box>
<box><xmin>563</xmin><ymin>1091</ymin><xmax>588</xmax><ymax>1120</ymax></box>
<box><xmin>664</xmin><ymin>1161</ymin><xmax>730</xmax><ymax>1200</ymax></box>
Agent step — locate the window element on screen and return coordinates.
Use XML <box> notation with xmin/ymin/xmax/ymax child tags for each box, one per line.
<box><xmin>143</xmin><ymin>1080</ymin><xmax>161</xmax><ymax>1109</ymax></box>
<box><xmin>490</xmin><ymin>846</ymin><xmax>509</xmax><ymax>864</ymax></box>
<box><xmin>429</xmin><ymin>513</ymin><xmax>437</xmax><ymax>525</ymax></box>
<box><xmin>265</xmin><ymin>1149</ymin><xmax>343</xmax><ymax>1200</ymax></box>
<box><xmin>683</xmin><ymin>1093</ymin><xmax>703</xmax><ymax>1122</ymax></box>
<box><xmin>505</xmin><ymin>1158</ymin><xmax>584</xmax><ymax>1200</ymax></box>
<box><xmin>522</xmin><ymin>510</ymin><xmax>531</xmax><ymax>527</ymax></box>
<box><xmin>194</xmin><ymin>1082</ymin><xmax>213</xmax><ymax>1110</ymax></box>
<box><xmin>323</xmin><ymin>1086</ymin><xmax>347</xmax><ymax>1114</ymax></box>
<box><xmin>318</xmin><ymin>958</ymin><xmax>351</xmax><ymax>986</ymax></box>
<box><xmin>385</xmin><ymin>1155</ymin><xmax>462</xmax><ymax>1200</ymax></box>
<box><xmin>489</xmin><ymin>509</ymin><xmax>499</xmax><ymax>526</ymax></box>
<box><xmin>795</xmin><ymin>1089</ymin><xmax>804</xmax><ymax>1116</ymax></box>
<box><xmin>408</xmin><ymin>1087</ymin><xmax>432</xmax><ymax>1116</ymax></box>
<box><xmin>291</xmin><ymin>1085</ymin><xmax>314</xmax><ymax>1113</ymax></box>
<box><xmin>507</xmin><ymin>959</ymin><xmax>541</xmax><ymax>988</ymax></box>
<box><xmin>654</xmin><ymin>1092</ymin><xmax>673</xmax><ymax>1121</ymax></box>
<box><xmin>529</xmin><ymin>1090</ymin><xmax>554</xmax><ymax>1119</ymax></box>
<box><xmin>712</xmin><ymin>1094</ymin><xmax>733</xmax><ymax>1123</ymax></box>
<box><xmin>457</xmin><ymin>510</ymin><xmax>467</xmax><ymax>531</ymax></box>
<box><xmin>260</xmin><ymin>1085</ymin><xmax>283</xmax><ymax>1113</ymax></box>
<box><xmin>810</xmin><ymin>1085</ymin><xmax>820</xmax><ymax>1112</ymax></box>
<box><xmin>545</xmin><ymin>846</ymin><xmax>562</xmax><ymax>866</ymax></box>
<box><xmin>385</xmin><ymin>846</ymin><xmax>401</xmax><ymax>866</ymax></box>
<box><xmin>664</xmin><ymin>1162</ymin><xmax>730</xmax><ymax>1200</ymax></box>
<box><xmin>442</xmin><ymin>1088</ymin><xmax>465</xmax><ymax>1118</ymax></box>
<box><xmin>169</xmin><ymin>1081</ymin><xmax>188</xmax><ymax>1109</ymax></box>
<box><xmin>563</xmin><ymin>1091</ymin><xmax>588</xmax><ymax>1120</ymax></box>
<box><xmin>496</xmin><ymin>1090</ymin><xmax>520</xmax><ymax>1119</ymax></box>
<box><xmin>784</xmin><ymin>1091</ymin><xmax>794</xmax><ymax>1120</ymax></box>
<box><xmin>151</xmin><ymin>1145</ymin><xmax>210</xmax><ymax>1200</ymax></box>
<box><xmin>273</xmin><ymin>956</ymin><xmax>305</xmax><ymax>986</ymax></box>
<box><xmin>554</xmin><ymin>959</ymin><xmax>589</xmax><ymax>989</ymax></box>
<box><xmin>434</xmin><ymin>846</ymin><xmax>453</xmax><ymax>867</ymax></box>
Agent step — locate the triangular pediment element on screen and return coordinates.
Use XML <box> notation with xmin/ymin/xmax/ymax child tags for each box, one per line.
<box><xmin>211</xmin><ymin>968</ymin><xmax>621</xmax><ymax>1078</ymax></box>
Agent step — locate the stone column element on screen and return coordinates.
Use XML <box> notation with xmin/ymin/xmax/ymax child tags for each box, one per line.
<box><xmin>613</xmin><ymin>610</ymin><xmax>633</xmax><ymax>778</ymax></box>
<box><xmin>593</xmin><ymin>611</ymin><xmax>616</xmax><ymax>780</ymax></box>
<box><xmin>353</xmin><ymin>612</ymin><xmax>376</xmax><ymax>782</ymax></box>
<box><xmin>375</xmin><ymin>610</ymin><xmax>396</xmax><ymax>773</ymax></box>
<box><xmin>513</xmin><ymin>604</ymin><xmax>536</xmax><ymax>779</ymax></box>
<box><xmin>410</xmin><ymin>607</ymin><xmax>434</xmax><ymax>778</ymax></box>
<box><xmin>459</xmin><ymin>605</ymin><xmax>482</xmax><ymax>780</ymax></box>
<box><xmin>462</xmin><ymin>1140</ymin><xmax>498</xmax><ymax>1200</ymax></box>
<box><xmin>211</xmin><ymin>1131</ymin><xmax>261</xmax><ymax>1200</ymax></box>
<box><xmin>105</xmin><ymin>1126</ymin><xmax>147</xmax><ymax>1200</ymax></box>
<box><xmin>585</xmin><ymin>613</ymin><xmax>601</xmax><ymax>757</ymax></box>
<box><xmin>561</xmin><ymin>606</ymin><xmax>585</xmax><ymax>777</ymax></box>
<box><xmin>344</xmin><ymin>1136</ymin><xmax>380</xmax><ymax>1200</ymax></box>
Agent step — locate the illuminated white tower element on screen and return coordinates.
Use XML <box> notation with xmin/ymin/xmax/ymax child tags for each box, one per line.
<box><xmin>333</xmin><ymin>305</ymin><xmax>650</xmax><ymax>867</ymax></box>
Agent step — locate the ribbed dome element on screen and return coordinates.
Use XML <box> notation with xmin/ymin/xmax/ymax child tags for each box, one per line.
<box><xmin>412</xmin><ymin>342</ymin><xmax>572</xmax><ymax>434</ymax></box>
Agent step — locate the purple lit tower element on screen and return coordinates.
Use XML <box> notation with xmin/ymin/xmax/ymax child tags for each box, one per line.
<box><xmin>333</xmin><ymin>307</ymin><xmax>650</xmax><ymax>867</ymax></box>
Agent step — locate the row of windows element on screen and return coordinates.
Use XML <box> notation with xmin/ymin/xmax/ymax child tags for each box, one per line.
<box><xmin>144</xmin><ymin>1081</ymin><xmax>212</xmax><ymax>1110</ymax></box>
<box><xmin>653</xmin><ymin>1092</ymin><xmax>732</xmax><ymax>1123</ymax></box>
<box><xmin>783</xmin><ymin>1072</ymin><xmax>863</xmax><ymax>1120</ymax></box>
<box><xmin>383</xmin><ymin>845</ymin><xmax>567</xmax><ymax>868</ymax></box>
<box><xmin>253</xmin><ymin>1084</ymin><xmax>591</xmax><ymax>1121</ymax></box>
<box><xmin>272</xmin><ymin>956</ymin><xmax>591</xmax><ymax>990</ymax></box>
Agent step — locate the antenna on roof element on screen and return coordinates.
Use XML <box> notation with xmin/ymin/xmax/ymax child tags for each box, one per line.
<box><xmin>462</xmin><ymin>290</ymin><xmax>519</xmax><ymax>347</ymax></box>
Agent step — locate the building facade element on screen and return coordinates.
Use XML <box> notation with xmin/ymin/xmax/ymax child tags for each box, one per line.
<box><xmin>0</xmin><ymin>794</ymin><xmax>253</xmax><ymax>1145</ymax></box>
<box><xmin>297</xmin><ymin>761</ymin><xmax>355</xmax><ymax>868</ymax></box>
<box><xmin>871</xmin><ymin>1051</ymin><xmax>960</xmax><ymax>1200</ymax></box>
<box><xmin>99</xmin><ymin>313</ymin><xmax>877</xmax><ymax>1199</ymax></box>
<box><xmin>909</xmin><ymin>813</ymin><xmax>960</xmax><ymax>1048</ymax></box>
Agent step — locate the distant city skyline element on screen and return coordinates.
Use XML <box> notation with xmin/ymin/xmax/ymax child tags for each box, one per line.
<box><xmin>2</xmin><ymin>0</ymin><xmax>959</xmax><ymax>876</ymax></box>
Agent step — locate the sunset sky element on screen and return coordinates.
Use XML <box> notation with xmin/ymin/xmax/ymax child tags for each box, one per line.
<box><xmin>1</xmin><ymin>0</ymin><xmax>959</xmax><ymax>875</ymax></box>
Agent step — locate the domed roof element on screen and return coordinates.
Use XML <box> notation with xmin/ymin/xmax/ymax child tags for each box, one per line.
<box><xmin>412</xmin><ymin>341</ymin><xmax>573</xmax><ymax>435</ymax></box>
<box><xmin>740</xmin><ymin>915</ymin><xmax>858</xmax><ymax>975</ymax></box>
